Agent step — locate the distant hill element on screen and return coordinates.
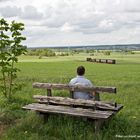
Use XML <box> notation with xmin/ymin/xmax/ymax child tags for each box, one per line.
<box><xmin>28</xmin><ymin>44</ymin><xmax>140</xmax><ymax>50</ymax></box>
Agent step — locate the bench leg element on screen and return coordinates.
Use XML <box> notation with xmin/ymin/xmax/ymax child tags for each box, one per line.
<box><xmin>94</xmin><ymin>119</ymin><xmax>105</xmax><ymax>133</ymax></box>
<box><xmin>37</xmin><ymin>112</ymin><xmax>50</xmax><ymax>123</ymax></box>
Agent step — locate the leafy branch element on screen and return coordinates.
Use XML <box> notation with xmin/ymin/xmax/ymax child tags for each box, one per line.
<box><xmin>0</xmin><ymin>18</ymin><xmax>27</xmax><ymax>99</ymax></box>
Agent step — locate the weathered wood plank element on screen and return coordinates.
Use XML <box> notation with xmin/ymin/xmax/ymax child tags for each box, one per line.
<box><xmin>33</xmin><ymin>83</ymin><xmax>116</xmax><ymax>93</ymax></box>
<box><xmin>22</xmin><ymin>103</ymin><xmax>114</xmax><ymax>119</ymax></box>
<box><xmin>33</xmin><ymin>95</ymin><xmax>121</xmax><ymax>111</ymax></box>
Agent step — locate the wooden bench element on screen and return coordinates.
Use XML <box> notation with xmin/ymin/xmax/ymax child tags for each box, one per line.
<box><xmin>22</xmin><ymin>82</ymin><xmax>123</xmax><ymax>132</ymax></box>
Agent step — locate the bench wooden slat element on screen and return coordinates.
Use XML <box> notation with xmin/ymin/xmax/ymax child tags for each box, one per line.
<box><xmin>22</xmin><ymin>103</ymin><xmax>114</xmax><ymax>119</ymax></box>
<box><xmin>33</xmin><ymin>83</ymin><xmax>116</xmax><ymax>93</ymax></box>
<box><xmin>33</xmin><ymin>95</ymin><xmax>120</xmax><ymax>111</ymax></box>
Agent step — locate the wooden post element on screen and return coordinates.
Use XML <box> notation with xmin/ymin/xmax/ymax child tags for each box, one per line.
<box><xmin>70</xmin><ymin>91</ymin><xmax>76</xmax><ymax>107</ymax></box>
<box><xmin>47</xmin><ymin>89</ymin><xmax>52</xmax><ymax>96</ymax></box>
<box><xmin>95</xmin><ymin>92</ymin><xmax>100</xmax><ymax>101</ymax></box>
<box><xmin>70</xmin><ymin>91</ymin><xmax>74</xmax><ymax>99</ymax></box>
<box><xmin>37</xmin><ymin>112</ymin><xmax>49</xmax><ymax>123</ymax></box>
<box><xmin>94</xmin><ymin>119</ymin><xmax>105</xmax><ymax>133</ymax></box>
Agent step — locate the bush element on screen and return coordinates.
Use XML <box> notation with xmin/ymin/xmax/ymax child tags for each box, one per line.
<box><xmin>0</xmin><ymin>18</ymin><xmax>27</xmax><ymax>99</ymax></box>
<box><xmin>27</xmin><ymin>49</ymin><xmax>56</xmax><ymax>57</ymax></box>
<box><xmin>103</xmin><ymin>51</ymin><xmax>111</xmax><ymax>55</ymax></box>
<box><xmin>57</xmin><ymin>53</ymin><xmax>69</xmax><ymax>56</ymax></box>
<box><xmin>38</xmin><ymin>56</ymin><xmax>42</xmax><ymax>59</ymax></box>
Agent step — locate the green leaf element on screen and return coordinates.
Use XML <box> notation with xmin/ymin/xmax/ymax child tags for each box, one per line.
<box><xmin>0</xmin><ymin>18</ymin><xmax>27</xmax><ymax>99</ymax></box>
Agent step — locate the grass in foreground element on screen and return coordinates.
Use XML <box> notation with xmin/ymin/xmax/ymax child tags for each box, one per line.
<box><xmin>0</xmin><ymin>53</ymin><xmax>140</xmax><ymax>140</ymax></box>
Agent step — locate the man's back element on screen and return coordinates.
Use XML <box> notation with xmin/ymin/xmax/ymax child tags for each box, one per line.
<box><xmin>69</xmin><ymin>75</ymin><xmax>93</xmax><ymax>100</ymax></box>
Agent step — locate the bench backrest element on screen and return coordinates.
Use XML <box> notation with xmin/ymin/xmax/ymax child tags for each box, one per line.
<box><xmin>33</xmin><ymin>82</ymin><xmax>116</xmax><ymax>100</ymax></box>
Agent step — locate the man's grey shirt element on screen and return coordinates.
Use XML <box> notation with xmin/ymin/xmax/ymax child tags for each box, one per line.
<box><xmin>69</xmin><ymin>76</ymin><xmax>93</xmax><ymax>100</ymax></box>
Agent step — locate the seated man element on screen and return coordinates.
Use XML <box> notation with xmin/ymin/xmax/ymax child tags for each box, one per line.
<box><xmin>69</xmin><ymin>66</ymin><xmax>95</xmax><ymax>100</ymax></box>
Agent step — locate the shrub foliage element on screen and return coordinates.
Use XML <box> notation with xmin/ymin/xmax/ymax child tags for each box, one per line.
<box><xmin>0</xmin><ymin>18</ymin><xmax>27</xmax><ymax>99</ymax></box>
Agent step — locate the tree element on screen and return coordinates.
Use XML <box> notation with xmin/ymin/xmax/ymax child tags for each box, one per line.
<box><xmin>0</xmin><ymin>18</ymin><xmax>27</xmax><ymax>99</ymax></box>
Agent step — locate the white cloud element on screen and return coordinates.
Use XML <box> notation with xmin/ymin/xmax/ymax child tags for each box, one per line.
<box><xmin>0</xmin><ymin>0</ymin><xmax>11</xmax><ymax>2</ymax></box>
<box><xmin>20</xmin><ymin>5</ymin><xmax>43</xmax><ymax>20</ymax></box>
<box><xmin>60</xmin><ymin>22</ymin><xmax>75</xmax><ymax>32</ymax></box>
<box><xmin>0</xmin><ymin>6</ymin><xmax>21</xmax><ymax>17</ymax></box>
<box><xmin>0</xmin><ymin>0</ymin><xmax>140</xmax><ymax>47</ymax></box>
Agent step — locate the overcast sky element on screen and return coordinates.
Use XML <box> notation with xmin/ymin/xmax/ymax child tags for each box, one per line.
<box><xmin>0</xmin><ymin>0</ymin><xmax>140</xmax><ymax>47</ymax></box>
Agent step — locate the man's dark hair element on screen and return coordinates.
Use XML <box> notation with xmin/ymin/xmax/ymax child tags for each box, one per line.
<box><xmin>77</xmin><ymin>66</ymin><xmax>85</xmax><ymax>76</ymax></box>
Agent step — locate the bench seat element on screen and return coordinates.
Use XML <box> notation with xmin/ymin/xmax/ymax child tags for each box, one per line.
<box><xmin>23</xmin><ymin>103</ymin><xmax>114</xmax><ymax>119</ymax></box>
<box><xmin>22</xmin><ymin>96</ymin><xmax>123</xmax><ymax>120</ymax></box>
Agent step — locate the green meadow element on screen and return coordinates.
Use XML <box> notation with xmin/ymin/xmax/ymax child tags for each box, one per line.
<box><xmin>0</xmin><ymin>52</ymin><xmax>140</xmax><ymax>140</ymax></box>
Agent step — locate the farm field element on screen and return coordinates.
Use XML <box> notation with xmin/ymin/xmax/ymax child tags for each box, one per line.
<box><xmin>0</xmin><ymin>52</ymin><xmax>140</xmax><ymax>140</ymax></box>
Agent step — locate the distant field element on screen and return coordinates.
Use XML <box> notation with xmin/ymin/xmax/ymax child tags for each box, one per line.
<box><xmin>19</xmin><ymin>52</ymin><xmax>140</xmax><ymax>63</ymax></box>
<box><xmin>0</xmin><ymin>52</ymin><xmax>140</xmax><ymax>140</ymax></box>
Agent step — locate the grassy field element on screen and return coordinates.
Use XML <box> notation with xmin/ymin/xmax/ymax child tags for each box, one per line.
<box><xmin>0</xmin><ymin>52</ymin><xmax>140</xmax><ymax>140</ymax></box>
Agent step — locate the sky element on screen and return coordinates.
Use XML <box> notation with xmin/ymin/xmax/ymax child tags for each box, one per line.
<box><xmin>0</xmin><ymin>0</ymin><xmax>140</xmax><ymax>47</ymax></box>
